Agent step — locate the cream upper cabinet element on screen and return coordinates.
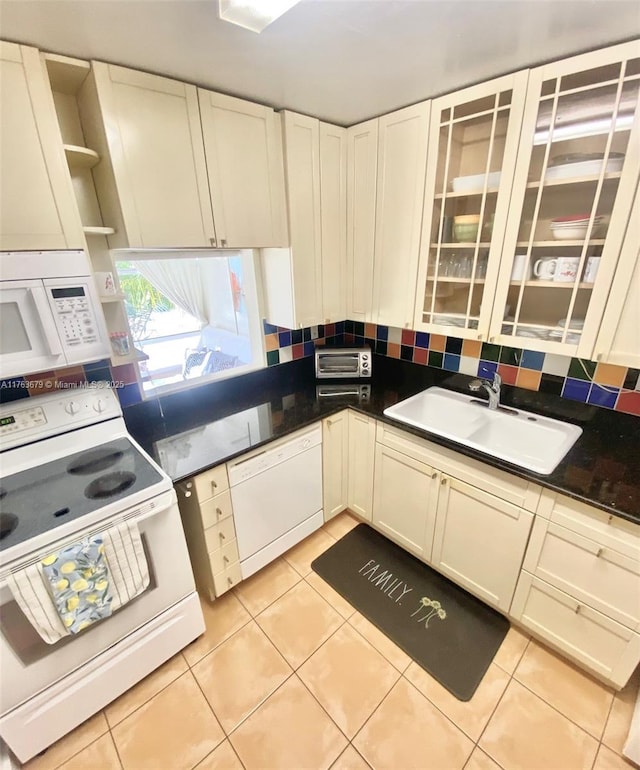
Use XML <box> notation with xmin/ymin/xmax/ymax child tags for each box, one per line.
<box><xmin>198</xmin><ymin>90</ymin><xmax>288</xmax><ymax>248</ymax></box>
<box><xmin>431</xmin><ymin>475</ymin><xmax>534</xmax><ymax>612</ymax></box>
<box><xmin>371</xmin><ymin>102</ymin><xmax>430</xmax><ymax>329</ymax></box>
<box><xmin>280</xmin><ymin>110</ymin><xmax>323</xmax><ymax>328</ymax></box>
<box><xmin>319</xmin><ymin>122</ymin><xmax>347</xmax><ymax>323</ymax></box>
<box><xmin>413</xmin><ymin>72</ymin><xmax>529</xmax><ymax>338</ymax></box>
<box><xmin>91</xmin><ymin>62</ymin><xmax>216</xmax><ymax>248</ymax></box>
<box><xmin>0</xmin><ymin>43</ymin><xmax>83</xmax><ymax>251</ymax></box>
<box><xmin>592</xmin><ymin>181</ymin><xmax>639</xmax><ymax>367</ymax></box>
<box><xmin>347</xmin><ymin>410</ymin><xmax>376</xmax><ymax>521</ymax></box>
<box><xmin>346</xmin><ymin>119</ymin><xmax>378</xmax><ymax>323</ymax></box>
<box><xmin>322</xmin><ymin>411</ymin><xmax>349</xmax><ymax>521</ymax></box>
<box><xmin>489</xmin><ymin>41</ymin><xmax>640</xmax><ymax>356</ymax></box>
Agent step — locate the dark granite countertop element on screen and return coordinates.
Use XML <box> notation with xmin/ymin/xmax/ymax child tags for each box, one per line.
<box><xmin>124</xmin><ymin>356</ymin><xmax>640</xmax><ymax>525</ymax></box>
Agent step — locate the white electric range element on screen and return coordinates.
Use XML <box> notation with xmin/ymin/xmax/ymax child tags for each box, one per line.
<box><xmin>0</xmin><ymin>386</ymin><xmax>204</xmax><ymax>763</ymax></box>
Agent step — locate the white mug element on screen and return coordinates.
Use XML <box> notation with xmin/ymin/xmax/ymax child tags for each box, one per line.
<box><xmin>511</xmin><ymin>254</ymin><xmax>531</xmax><ymax>281</ymax></box>
<box><xmin>583</xmin><ymin>256</ymin><xmax>601</xmax><ymax>283</ymax></box>
<box><xmin>95</xmin><ymin>271</ymin><xmax>116</xmax><ymax>296</ymax></box>
<box><xmin>553</xmin><ymin>256</ymin><xmax>581</xmax><ymax>283</ymax></box>
<box><xmin>533</xmin><ymin>258</ymin><xmax>557</xmax><ymax>280</ymax></box>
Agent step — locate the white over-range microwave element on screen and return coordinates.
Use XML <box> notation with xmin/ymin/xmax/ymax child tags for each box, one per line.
<box><xmin>0</xmin><ymin>251</ymin><xmax>110</xmax><ymax>379</ymax></box>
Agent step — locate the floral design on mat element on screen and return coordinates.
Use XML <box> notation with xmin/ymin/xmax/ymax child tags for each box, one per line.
<box><xmin>41</xmin><ymin>536</ymin><xmax>113</xmax><ymax>634</ymax></box>
<box><xmin>411</xmin><ymin>596</ymin><xmax>447</xmax><ymax>629</ymax></box>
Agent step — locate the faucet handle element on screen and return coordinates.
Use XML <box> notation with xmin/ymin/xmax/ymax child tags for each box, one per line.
<box><xmin>492</xmin><ymin>372</ymin><xmax>502</xmax><ymax>388</ymax></box>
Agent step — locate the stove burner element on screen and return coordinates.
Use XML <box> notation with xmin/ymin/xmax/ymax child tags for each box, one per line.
<box><xmin>68</xmin><ymin>449</ymin><xmax>124</xmax><ymax>476</ymax></box>
<box><xmin>0</xmin><ymin>513</ymin><xmax>18</xmax><ymax>541</ymax></box>
<box><xmin>84</xmin><ymin>471</ymin><xmax>136</xmax><ymax>500</ymax></box>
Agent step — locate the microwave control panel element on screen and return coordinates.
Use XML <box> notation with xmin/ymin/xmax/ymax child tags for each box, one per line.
<box><xmin>50</xmin><ymin>286</ymin><xmax>99</xmax><ymax>345</ymax></box>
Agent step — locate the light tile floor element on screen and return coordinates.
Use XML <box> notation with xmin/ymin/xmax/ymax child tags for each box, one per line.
<box><xmin>22</xmin><ymin>512</ymin><xmax>640</xmax><ymax>770</ymax></box>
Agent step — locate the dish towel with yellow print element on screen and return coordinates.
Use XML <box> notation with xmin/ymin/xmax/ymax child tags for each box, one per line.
<box><xmin>5</xmin><ymin>520</ymin><xmax>150</xmax><ymax>645</ymax></box>
<box><xmin>41</xmin><ymin>536</ymin><xmax>113</xmax><ymax>635</ymax></box>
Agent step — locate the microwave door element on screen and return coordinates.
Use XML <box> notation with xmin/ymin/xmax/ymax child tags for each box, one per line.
<box><xmin>0</xmin><ymin>280</ymin><xmax>66</xmax><ymax>378</ymax></box>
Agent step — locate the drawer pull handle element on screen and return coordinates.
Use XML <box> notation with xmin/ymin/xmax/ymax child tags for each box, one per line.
<box><xmin>219</xmin><ymin>532</ymin><xmax>226</xmax><ymax>541</ymax></box>
<box><xmin>227</xmin><ymin>577</ymin><xmax>233</xmax><ymax>586</ymax></box>
<box><xmin>223</xmin><ymin>555</ymin><xmax>229</xmax><ymax>564</ymax></box>
<box><xmin>574</xmin><ymin>604</ymin><xmax>581</xmax><ymax>614</ymax></box>
<box><xmin>596</xmin><ymin>548</ymin><xmax>603</xmax><ymax>558</ymax></box>
<box><xmin>211</xmin><ymin>480</ymin><xmax>218</xmax><ymax>492</ymax></box>
<box><xmin>216</xmin><ymin>507</ymin><xmax>222</xmax><ymax>518</ymax></box>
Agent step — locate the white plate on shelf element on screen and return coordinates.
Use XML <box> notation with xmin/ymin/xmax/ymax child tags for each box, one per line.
<box><xmin>451</xmin><ymin>171</ymin><xmax>501</xmax><ymax>193</ymax></box>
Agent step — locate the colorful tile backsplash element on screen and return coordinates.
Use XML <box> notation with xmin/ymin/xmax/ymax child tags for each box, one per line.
<box><xmin>2</xmin><ymin>319</ymin><xmax>638</xmax><ymax>418</ymax></box>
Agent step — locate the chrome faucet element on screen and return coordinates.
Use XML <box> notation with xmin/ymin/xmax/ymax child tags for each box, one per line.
<box><xmin>469</xmin><ymin>372</ymin><xmax>502</xmax><ymax>410</ymax></box>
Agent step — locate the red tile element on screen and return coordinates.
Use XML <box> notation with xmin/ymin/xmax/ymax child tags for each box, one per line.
<box><xmin>413</xmin><ymin>348</ymin><xmax>428</xmax><ymax>365</ymax></box>
<box><xmin>615</xmin><ymin>390</ymin><xmax>640</xmax><ymax>416</ymax></box>
<box><xmin>324</xmin><ymin>323</ymin><xmax>336</xmax><ymax>337</ymax></box>
<box><xmin>497</xmin><ymin>364</ymin><xmax>518</xmax><ymax>386</ymax></box>
<box><xmin>292</xmin><ymin>343</ymin><xmax>304</xmax><ymax>359</ymax></box>
<box><xmin>401</xmin><ymin>329</ymin><xmax>416</xmax><ymax>346</ymax></box>
<box><xmin>344</xmin><ymin>333</ymin><xmax>354</xmax><ymax>344</ymax></box>
<box><xmin>56</xmin><ymin>373</ymin><xmax>87</xmax><ymax>386</ymax></box>
<box><xmin>111</xmin><ymin>364</ymin><xmax>137</xmax><ymax>384</ymax></box>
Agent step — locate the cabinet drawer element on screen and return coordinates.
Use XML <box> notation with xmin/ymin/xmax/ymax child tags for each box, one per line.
<box><xmin>213</xmin><ymin>561</ymin><xmax>243</xmax><ymax>596</ymax></box>
<box><xmin>523</xmin><ymin>517</ymin><xmax>640</xmax><ymax>630</ymax></box>
<box><xmin>537</xmin><ymin>489</ymin><xmax>640</xmax><ymax>559</ymax></box>
<box><xmin>510</xmin><ymin>572</ymin><xmax>640</xmax><ymax>688</ymax></box>
<box><xmin>204</xmin><ymin>516</ymin><xmax>236</xmax><ymax>553</ymax></box>
<box><xmin>376</xmin><ymin>422</ymin><xmax>541</xmax><ymax>511</ymax></box>
<box><xmin>208</xmin><ymin>538</ymin><xmax>240</xmax><ymax>576</ymax></box>
<box><xmin>200</xmin><ymin>490</ymin><xmax>233</xmax><ymax>529</ymax></box>
<box><xmin>193</xmin><ymin>465</ymin><xmax>229</xmax><ymax>502</ymax></box>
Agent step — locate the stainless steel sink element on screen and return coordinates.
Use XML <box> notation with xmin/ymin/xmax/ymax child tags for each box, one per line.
<box><xmin>383</xmin><ymin>386</ymin><xmax>582</xmax><ymax>475</ymax></box>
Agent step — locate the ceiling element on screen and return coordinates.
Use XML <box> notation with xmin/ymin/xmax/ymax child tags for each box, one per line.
<box><xmin>1</xmin><ymin>0</ymin><xmax>639</xmax><ymax>126</ymax></box>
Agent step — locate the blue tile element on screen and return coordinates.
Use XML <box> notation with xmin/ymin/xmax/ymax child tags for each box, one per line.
<box><xmin>587</xmin><ymin>384</ymin><xmax>618</xmax><ymax>409</ymax></box>
<box><xmin>478</xmin><ymin>360</ymin><xmax>498</xmax><ymax>379</ymax></box>
<box><xmin>335</xmin><ymin>321</ymin><xmax>345</xmax><ymax>334</ymax></box>
<box><xmin>415</xmin><ymin>332</ymin><xmax>429</xmax><ymax>349</ymax></box>
<box><xmin>303</xmin><ymin>341</ymin><xmax>314</xmax><ymax>357</ymax></box>
<box><xmin>263</xmin><ymin>320</ymin><xmax>278</xmax><ymax>335</ymax></box>
<box><xmin>116</xmin><ymin>383</ymin><xmax>142</xmax><ymax>407</ymax></box>
<box><xmin>83</xmin><ymin>358</ymin><xmax>111</xmax><ymax>371</ymax></box>
<box><xmin>443</xmin><ymin>353</ymin><xmax>461</xmax><ymax>372</ymax></box>
<box><xmin>521</xmin><ymin>350</ymin><xmax>546</xmax><ymax>371</ymax></box>
<box><xmin>376</xmin><ymin>325</ymin><xmax>389</xmax><ymax>341</ymax></box>
<box><xmin>278</xmin><ymin>331</ymin><xmax>291</xmax><ymax>348</ymax></box>
<box><xmin>0</xmin><ymin>378</ymin><xmax>30</xmax><ymax>403</ymax></box>
<box><xmin>86</xmin><ymin>366</ymin><xmax>112</xmax><ymax>384</ymax></box>
<box><xmin>562</xmin><ymin>378</ymin><xmax>591</xmax><ymax>403</ymax></box>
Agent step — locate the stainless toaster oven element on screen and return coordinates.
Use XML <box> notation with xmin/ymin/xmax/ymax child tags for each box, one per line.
<box><xmin>315</xmin><ymin>347</ymin><xmax>372</xmax><ymax>379</ymax></box>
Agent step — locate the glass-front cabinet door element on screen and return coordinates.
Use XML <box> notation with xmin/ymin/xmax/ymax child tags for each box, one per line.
<box><xmin>414</xmin><ymin>72</ymin><xmax>529</xmax><ymax>338</ymax></box>
<box><xmin>490</xmin><ymin>42</ymin><xmax>640</xmax><ymax>355</ymax></box>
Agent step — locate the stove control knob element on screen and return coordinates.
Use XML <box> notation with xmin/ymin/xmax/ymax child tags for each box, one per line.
<box><xmin>93</xmin><ymin>399</ymin><xmax>105</xmax><ymax>413</ymax></box>
<box><xmin>65</xmin><ymin>401</ymin><xmax>80</xmax><ymax>416</ymax></box>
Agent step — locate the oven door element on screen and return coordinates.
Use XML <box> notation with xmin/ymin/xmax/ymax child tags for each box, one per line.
<box><xmin>316</xmin><ymin>352</ymin><xmax>361</xmax><ymax>378</ymax></box>
<box><xmin>0</xmin><ymin>280</ymin><xmax>66</xmax><ymax>378</ymax></box>
<box><xmin>0</xmin><ymin>490</ymin><xmax>195</xmax><ymax>715</ymax></box>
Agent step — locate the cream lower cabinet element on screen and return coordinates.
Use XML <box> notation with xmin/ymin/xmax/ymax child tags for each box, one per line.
<box><xmin>322</xmin><ymin>411</ymin><xmax>349</xmax><ymax>521</ymax></box>
<box><xmin>372</xmin><ymin>443</ymin><xmax>439</xmax><ymax>559</ymax></box>
<box><xmin>372</xmin><ymin>421</ymin><xmax>539</xmax><ymax>608</ymax></box>
<box><xmin>511</xmin><ymin>489</ymin><xmax>640</xmax><ymax>687</ymax></box>
<box><xmin>431</xmin><ymin>476</ymin><xmax>533</xmax><ymax>612</ymax></box>
<box><xmin>0</xmin><ymin>42</ymin><xmax>83</xmax><ymax>250</ymax></box>
<box><xmin>176</xmin><ymin>464</ymin><xmax>240</xmax><ymax>600</ymax></box>
<box><xmin>347</xmin><ymin>411</ymin><xmax>376</xmax><ymax>522</ymax></box>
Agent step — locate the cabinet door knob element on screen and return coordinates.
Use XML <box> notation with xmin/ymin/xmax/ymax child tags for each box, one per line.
<box><xmin>441</xmin><ymin>477</ymin><xmax>447</xmax><ymax>486</ymax></box>
<box><xmin>221</xmin><ymin>239</ymin><xmax>227</xmax><ymax>247</ymax></box>
<box><xmin>574</xmin><ymin>604</ymin><xmax>581</xmax><ymax>614</ymax></box>
<box><xmin>596</xmin><ymin>548</ymin><xmax>603</xmax><ymax>558</ymax></box>
<box><xmin>431</xmin><ymin>472</ymin><xmax>438</xmax><ymax>479</ymax></box>
<box><xmin>210</xmin><ymin>237</ymin><xmax>217</xmax><ymax>247</ymax></box>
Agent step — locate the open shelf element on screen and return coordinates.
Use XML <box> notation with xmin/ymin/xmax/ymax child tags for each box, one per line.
<box><xmin>43</xmin><ymin>53</ymin><xmax>90</xmax><ymax>94</ymax></box>
<box><xmin>64</xmin><ymin>144</ymin><xmax>100</xmax><ymax>169</ymax></box>
<box><xmin>83</xmin><ymin>226</ymin><xmax>115</xmax><ymax>236</ymax></box>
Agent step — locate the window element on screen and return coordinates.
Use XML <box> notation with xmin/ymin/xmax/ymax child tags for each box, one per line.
<box><xmin>115</xmin><ymin>250</ymin><xmax>264</xmax><ymax>396</ymax></box>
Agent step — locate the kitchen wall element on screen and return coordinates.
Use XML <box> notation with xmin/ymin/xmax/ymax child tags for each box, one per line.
<box><xmin>2</xmin><ymin>320</ymin><xmax>639</xmax><ymax>416</ymax></box>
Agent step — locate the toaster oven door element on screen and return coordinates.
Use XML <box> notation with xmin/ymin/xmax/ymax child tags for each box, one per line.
<box><xmin>316</xmin><ymin>353</ymin><xmax>361</xmax><ymax>378</ymax></box>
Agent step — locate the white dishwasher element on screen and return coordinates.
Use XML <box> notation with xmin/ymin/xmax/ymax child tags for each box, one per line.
<box><xmin>228</xmin><ymin>425</ymin><xmax>323</xmax><ymax>579</ymax></box>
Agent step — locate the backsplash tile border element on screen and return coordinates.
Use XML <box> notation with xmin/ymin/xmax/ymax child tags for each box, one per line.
<box><xmin>1</xmin><ymin>319</ymin><xmax>638</xmax><ymax>418</ymax></box>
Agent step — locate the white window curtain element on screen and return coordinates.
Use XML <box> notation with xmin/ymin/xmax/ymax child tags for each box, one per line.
<box><xmin>131</xmin><ymin>257</ymin><xmax>238</xmax><ymax>333</ymax></box>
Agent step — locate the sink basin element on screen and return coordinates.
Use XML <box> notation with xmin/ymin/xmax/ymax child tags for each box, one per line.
<box><xmin>383</xmin><ymin>387</ymin><xmax>582</xmax><ymax>475</ymax></box>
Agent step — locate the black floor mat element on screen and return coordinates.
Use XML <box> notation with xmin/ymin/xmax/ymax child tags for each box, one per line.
<box><xmin>311</xmin><ymin>523</ymin><xmax>510</xmax><ymax>701</ymax></box>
